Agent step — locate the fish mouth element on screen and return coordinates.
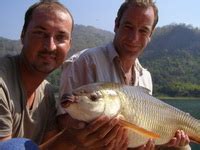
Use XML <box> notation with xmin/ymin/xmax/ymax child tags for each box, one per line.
<box><xmin>61</xmin><ymin>94</ymin><xmax>77</xmax><ymax>108</ymax></box>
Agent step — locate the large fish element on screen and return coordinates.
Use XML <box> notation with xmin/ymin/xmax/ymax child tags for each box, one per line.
<box><xmin>61</xmin><ymin>82</ymin><xmax>200</xmax><ymax>148</ymax></box>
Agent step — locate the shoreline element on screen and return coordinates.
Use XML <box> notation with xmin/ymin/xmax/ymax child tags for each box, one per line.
<box><xmin>159</xmin><ymin>97</ymin><xmax>200</xmax><ymax>100</ymax></box>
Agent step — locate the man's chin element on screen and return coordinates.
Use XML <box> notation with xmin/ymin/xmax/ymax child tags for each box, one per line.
<box><xmin>34</xmin><ymin>66</ymin><xmax>56</xmax><ymax>74</ymax></box>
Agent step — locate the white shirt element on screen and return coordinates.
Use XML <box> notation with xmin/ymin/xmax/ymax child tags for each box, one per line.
<box><xmin>58</xmin><ymin>42</ymin><xmax>153</xmax><ymax>114</ymax></box>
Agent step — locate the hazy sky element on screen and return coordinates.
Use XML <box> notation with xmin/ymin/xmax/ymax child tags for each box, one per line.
<box><xmin>1</xmin><ymin>0</ymin><xmax>200</xmax><ymax>40</ymax></box>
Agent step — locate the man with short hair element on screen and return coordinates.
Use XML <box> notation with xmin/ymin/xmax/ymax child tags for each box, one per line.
<box><xmin>59</xmin><ymin>0</ymin><xmax>191</xmax><ymax>149</ymax></box>
<box><xmin>0</xmin><ymin>1</ymin><xmax>127</xmax><ymax>149</ymax></box>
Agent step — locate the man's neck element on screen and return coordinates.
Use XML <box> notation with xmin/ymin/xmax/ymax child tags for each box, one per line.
<box><xmin>119</xmin><ymin>55</ymin><xmax>136</xmax><ymax>73</ymax></box>
<box><xmin>18</xmin><ymin>56</ymin><xmax>47</xmax><ymax>98</ymax></box>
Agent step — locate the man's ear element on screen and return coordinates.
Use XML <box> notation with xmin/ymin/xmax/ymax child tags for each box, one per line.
<box><xmin>114</xmin><ymin>18</ymin><xmax>119</xmax><ymax>33</ymax></box>
<box><xmin>20</xmin><ymin>30</ymin><xmax>25</xmax><ymax>45</ymax></box>
<box><xmin>69</xmin><ymin>37</ymin><xmax>72</xmax><ymax>48</ymax></box>
<box><xmin>149</xmin><ymin>27</ymin><xmax>155</xmax><ymax>37</ymax></box>
<box><xmin>148</xmin><ymin>36</ymin><xmax>151</xmax><ymax>42</ymax></box>
<box><xmin>148</xmin><ymin>28</ymin><xmax>155</xmax><ymax>43</ymax></box>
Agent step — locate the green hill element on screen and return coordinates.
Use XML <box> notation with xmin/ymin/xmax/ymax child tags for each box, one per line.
<box><xmin>141</xmin><ymin>24</ymin><xmax>200</xmax><ymax>97</ymax></box>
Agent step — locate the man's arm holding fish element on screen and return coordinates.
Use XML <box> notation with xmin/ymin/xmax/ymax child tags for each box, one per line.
<box><xmin>155</xmin><ymin>130</ymin><xmax>191</xmax><ymax>150</ymax></box>
<box><xmin>58</xmin><ymin>113</ymin><xmax>156</xmax><ymax>150</ymax></box>
<box><xmin>121</xmin><ymin>129</ymin><xmax>190</xmax><ymax>150</ymax></box>
<box><xmin>127</xmin><ymin>132</ymin><xmax>190</xmax><ymax>150</ymax></box>
<box><xmin>57</xmin><ymin>114</ymin><xmax>129</xmax><ymax>149</ymax></box>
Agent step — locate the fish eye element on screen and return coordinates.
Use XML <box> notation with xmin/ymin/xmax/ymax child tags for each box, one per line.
<box><xmin>89</xmin><ymin>93</ymin><xmax>100</xmax><ymax>101</ymax></box>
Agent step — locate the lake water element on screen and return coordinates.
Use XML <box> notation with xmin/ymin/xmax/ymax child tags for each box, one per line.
<box><xmin>162</xmin><ymin>98</ymin><xmax>200</xmax><ymax>150</ymax></box>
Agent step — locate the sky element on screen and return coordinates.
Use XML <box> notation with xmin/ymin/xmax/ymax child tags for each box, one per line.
<box><xmin>0</xmin><ymin>0</ymin><xmax>200</xmax><ymax>40</ymax></box>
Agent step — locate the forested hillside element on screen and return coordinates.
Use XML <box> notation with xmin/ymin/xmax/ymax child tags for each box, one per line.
<box><xmin>69</xmin><ymin>25</ymin><xmax>114</xmax><ymax>56</ymax></box>
<box><xmin>141</xmin><ymin>24</ymin><xmax>200</xmax><ymax>97</ymax></box>
<box><xmin>0</xmin><ymin>37</ymin><xmax>21</xmax><ymax>56</ymax></box>
<box><xmin>0</xmin><ymin>24</ymin><xmax>199</xmax><ymax>97</ymax></box>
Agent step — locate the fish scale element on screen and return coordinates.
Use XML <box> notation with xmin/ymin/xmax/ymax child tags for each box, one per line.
<box><xmin>63</xmin><ymin>82</ymin><xmax>200</xmax><ymax>148</ymax></box>
<box><xmin>112</xmin><ymin>83</ymin><xmax>200</xmax><ymax>147</ymax></box>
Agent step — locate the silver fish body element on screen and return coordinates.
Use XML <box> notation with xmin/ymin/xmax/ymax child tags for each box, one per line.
<box><xmin>62</xmin><ymin>82</ymin><xmax>200</xmax><ymax>148</ymax></box>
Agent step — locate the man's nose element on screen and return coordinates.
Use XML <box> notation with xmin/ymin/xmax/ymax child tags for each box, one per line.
<box><xmin>44</xmin><ymin>36</ymin><xmax>56</xmax><ymax>51</ymax></box>
<box><xmin>129</xmin><ymin>29</ymin><xmax>139</xmax><ymax>42</ymax></box>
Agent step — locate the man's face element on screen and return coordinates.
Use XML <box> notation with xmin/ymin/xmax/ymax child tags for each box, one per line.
<box><xmin>21</xmin><ymin>8</ymin><xmax>72</xmax><ymax>74</ymax></box>
<box><xmin>114</xmin><ymin>5</ymin><xmax>155</xmax><ymax>58</ymax></box>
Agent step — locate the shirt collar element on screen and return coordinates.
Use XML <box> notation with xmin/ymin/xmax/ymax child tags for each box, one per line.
<box><xmin>106</xmin><ymin>42</ymin><xmax>119</xmax><ymax>61</ymax></box>
<box><xmin>106</xmin><ymin>42</ymin><xmax>145</xmax><ymax>76</ymax></box>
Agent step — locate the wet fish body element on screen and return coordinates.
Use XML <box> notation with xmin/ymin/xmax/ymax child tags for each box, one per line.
<box><xmin>62</xmin><ymin>82</ymin><xmax>200</xmax><ymax>148</ymax></box>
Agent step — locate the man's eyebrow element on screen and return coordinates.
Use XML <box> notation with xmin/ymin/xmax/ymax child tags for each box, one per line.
<box><xmin>32</xmin><ymin>25</ymin><xmax>46</xmax><ymax>30</ymax></box>
<box><xmin>122</xmin><ymin>20</ymin><xmax>132</xmax><ymax>25</ymax></box>
<box><xmin>142</xmin><ymin>25</ymin><xmax>152</xmax><ymax>31</ymax></box>
<box><xmin>32</xmin><ymin>25</ymin><xmax>70</xmax><ymax>35</ymax></box>
<box><xmin>58</xmin><ymin>31</ymin><xmax>69</xmax><ymax>35</ymax></box>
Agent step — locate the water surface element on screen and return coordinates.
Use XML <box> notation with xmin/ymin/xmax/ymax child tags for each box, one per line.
<box><xmin>162</xmin><ymin>98</ymin><xmax>200</xmax><ymax>150</ymax></box>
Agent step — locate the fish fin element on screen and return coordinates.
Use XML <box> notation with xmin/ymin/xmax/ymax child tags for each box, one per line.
<box><xmin>40</xmin><ymin>127</ymin><xmax>67</xmax><ymax>149</ymax></box>
<box><xmin>119</xmin><ymin>119</ymin><xmax>160</xmax><ymax>139</ymax></box>
<box><xmin>136</xmin><ymin>86</ymin><xmax>151</xmax><ymax>95</ymax></box>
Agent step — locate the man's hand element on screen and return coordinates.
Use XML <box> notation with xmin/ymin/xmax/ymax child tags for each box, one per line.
<box><xmin>57</xmin><ymin>113</ymin><xmax>86</xmax><ymax>130</ymax></box>
<box><xmin>58</xmin><ymin>114</ymin><xmax>128</xmax><ymax>150</ymax></box>
<box><xmin>164</xmin><ymin>130</ymin><xmax>190</xmax><ymax>147</ymax></box>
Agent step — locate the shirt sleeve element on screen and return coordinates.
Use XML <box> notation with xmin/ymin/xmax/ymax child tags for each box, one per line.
<box><xmin>0</xmin><ymin>86</ymin><xmax>12</xmax><ymax>137</ymax></box>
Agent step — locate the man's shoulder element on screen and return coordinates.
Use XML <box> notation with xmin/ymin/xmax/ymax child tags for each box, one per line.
<box><xmin>0</xmin><ymin>55</ymin><xmax>18</xmax><ymax>86</ymax></box>
<box><xmin>0</xmin><ymin>77</ymin><xmax>7</xmax><ymax>93</ymax></box>
<box><xmin>0</xmin><ymin>55</ymin><xmax>17</xmax><ymax>73</ymax></box>
<box><xmin>41</xmin><ymin>80</ymin><xmax>56</xmax><ymax>96</ymax></box>
<box><xmin>70</xmin><ymin>46</ymin><xmax>106</xmax><ymax>59</ymax></box>
<box><xmin>64</xmin><ymin>44</ymin><xmax>108</xmax><ymax>65</ymax></box>
<box><xmin>0</xmin><ymin>55</ymin><xmax>16</xmax><ymax>63</ymax></box>
<box><xmin>40</xmin><ymin>80</ymin><xmax>53</xmax><ymax>91</ymax></box>
<box><xmin>0</xmin><ymin>55</ymin><xmax>12</xmax><ymax>68</ymax></box>
<box><xmin>135</xmin><ymin>59</ymin><xmax>150</xmax><ymax>73</ymax></box>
